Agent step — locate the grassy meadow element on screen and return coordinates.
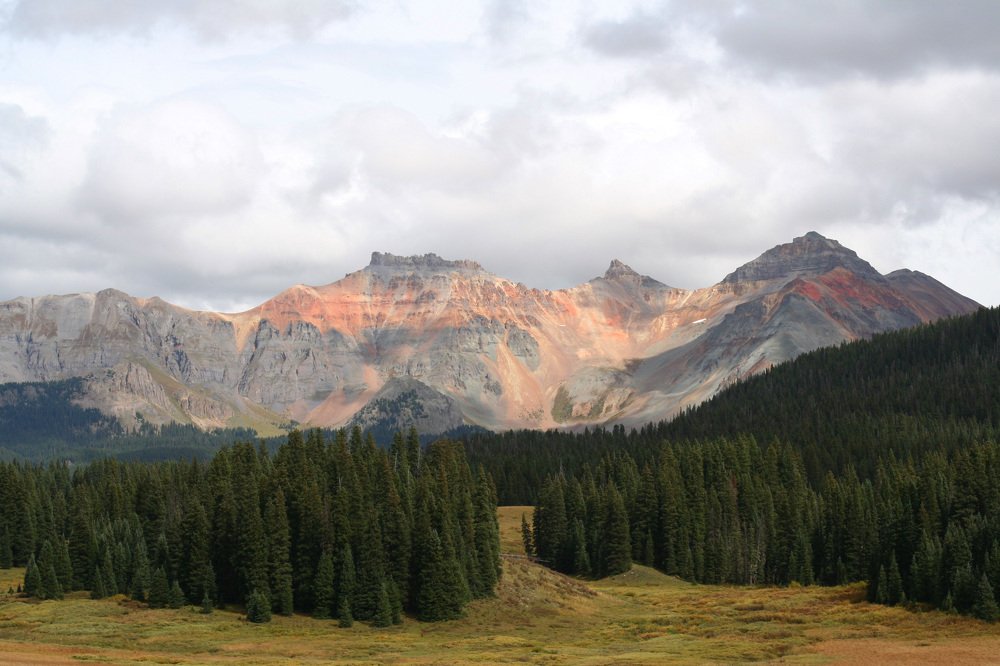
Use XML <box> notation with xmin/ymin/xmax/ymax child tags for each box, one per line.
<box><xmin>0</xmin><ymin>506</ymin><xmax>995</xmax><ymax>665</ymax></box>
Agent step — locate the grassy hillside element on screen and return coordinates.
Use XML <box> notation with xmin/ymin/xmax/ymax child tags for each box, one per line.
<box><xmin>0</xmin><ymin>508</ymin><xmax>996</xmax><ymax>665</ymax></box>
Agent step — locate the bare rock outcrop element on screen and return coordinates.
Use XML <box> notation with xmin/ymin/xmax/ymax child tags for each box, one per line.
<box><xmin>0</xmin><ymin>232</ymin><xmax>981</xmax><ymax>435</ymax></box>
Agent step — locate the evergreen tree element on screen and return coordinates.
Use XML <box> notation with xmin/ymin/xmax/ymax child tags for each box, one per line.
<box><xmin>312</xmin><ymin>550</ymin><xmax>335</xmax><ymax>619</ymax></box>
<box><xmin>38</xmin><ymin>541</ymin><xmax>63</xmax><ymax>600</ymax></box>
<box><xmin>180</xmin><ymin>498</ymin><xmax>213</xmax><ymax>604</ymax></box>
<box><xmin>200</xmin><ymin>592</ymin><xmax>214</xmax><ymax>615</ymax></box>
<box><xmin>90</xmin><ymin>566</ymin><xmax>107</xmax><ymax>600</ymax></box>
<box><xmin>353</xmin><ymin>509</ymin><xmax>386</xmax><ymax>621</ymax></box>
<box><xmin>56</xmin><ymin>538</ymin><xmax>73</xmax><ymax>594</ymax></box>
<box><xmin>521</xmin><ymin>513</ymin><xmax>533</xmax><ymax>557</ymax></box>
<box><xmin>168</xmin><ymin>580</ymin><xmax>186</xmax><ymax>608</ymax></box>
<box><xmin>416</xmin><ymin>530</ymin><xmax>465</xmax><ymax>621</ymax></box>
<box><xmin>69</xmin><ymin>489</ymin><xmax>97</xmax><ymax>589</ymax></box>
<box><xmin>23</xmin><ymin>554</ymin><xmax>41</xmax><ymax>598</ymax></box>
<box><xmin>875</xmin><ymin>565</ymin><xmax>889</xmax><ymax>605</ymax></box>
<box><xmin>372</xmin><ymin>582</ymin><xmax>393</xmax><ymax>627</ymax></box>
<box><xmin>388</xmin><ymin>580</ymin><xmax>403</xmax><ymax>625</ymax></box>
<box><xmin>233</xmin><ymin>445</ymin><xmax>269</xmax><ymax>601</ymax></box>
<box><xmin>130</xmin><ymin>542</ymin><xmax>152</xmax><ymax>602</ymax></box>
<box><xmin>337</xmin><ymin>595</ymin><xmax>353</xmax><ymax>628</ymax></box>
<box><xmin>533</xmin><ymin>479</ymin><xmax>566</xmax><ymax>566</ymax></box>
<box><xmin>886</xmin><ymin>552</ymin><xmax>905</xmax><ymax>605</ymax></box>
<box><xmin>972</xmin><ymin>574</ymin><xmax>999</xmax><ymax>623</ymax></box>
<box><xmin>0</xmin><ymin>527</ymin><xmax>13</xmax><ymax>569</ymax></box>
<box><xmin>148</xmin><ymin>567</ymin><xmax>170</xmax><ymax>608</ymax></box>
<box><xmin>473</xmin><ymin>470</ymin><xmax>501</xmax><ymax>595</ymax></box>
<box><xmin>572</xmin><ymin>519</ymin><xmax>591</xmax><ymax>577</ymax></box>
<box><xmin>406</xmin><ymin>427</ymin><xmax>421</xmax><ymax>476</ymax></box>
<box><xmin>335</xmin><ymin>541</ymin><xmax>356</xmax><ymax>611</ymax></box>
<box><xmin>245</xmin><ymin>588</ymin><xmax>272</xmax><ymax>623</ymax></box>
<box><xmin>99</xmin><ymin>545</ymin><xmax>117</xmax><ymax>596</ymax></box>
<box><xmin>603</xmin><ymin>484</ymin><xmax>631</xmax><ymax>576</ymax></box>
<box><xmin>264</xmin><ymin>491</ymin><xmax>294</xmax><ymax>616</ymax></box>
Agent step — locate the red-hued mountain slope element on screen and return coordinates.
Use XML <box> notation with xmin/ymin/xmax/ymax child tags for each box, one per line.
<box><xmin>0</xmin><ymin>232</ymin><xmax>980</xmax><ymax>433</ymax></box>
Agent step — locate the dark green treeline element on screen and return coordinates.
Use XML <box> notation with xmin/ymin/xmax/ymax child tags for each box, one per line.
<box><xmin>10</xmin><ymin>427</ymin><xmax>501</xmax><ymax>624</ymax></box>
<box><xmin>468</xmin><ymin>307</ymin><xmax>1000</xmax><ymax>504</ymax></box>
<box><xmin>528</xmin><ymin>436</ymin><xmax>1000</xmax><ymax>621</ymax></box>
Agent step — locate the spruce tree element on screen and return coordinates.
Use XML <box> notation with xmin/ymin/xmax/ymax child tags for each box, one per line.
<box><xmin>233</xmin><ymin>447</ymin><xmax>269</xmax><ymax>602</ymax></box>
<box><xmin>887</xmin><ymin>553</ymin><xmax>905</xmax><ymax>605</ymax></box>
<box><xmin>200</xmin><ymin>592</ymin><xmax>214</xmax><ymax>615</ymax></box>
<box><xmin>0</xmin><ymin>527</ymin><xmax>13</xmax><ymax>569</ymax></box>
<box><xmin>388</xmin><ymin>580</ymin><xmax>403</xmax><ymax>625</ymax></box>
<box><xmin>312</xmin><ymin>550</ymin><xmax>335</xmax><ymax>619</ymax></box>
<box><xmin>473</xmin><ymin>469</ymin><xmax>501</xmax><ymax>595</ymax></box>
<box><xmin>952</xmin><ymin>563</ymin><xmax>977</xmax><ymax>612</ymax></box>
<box><xmin>379</xmin><ymin>459</ymin><xmax>411</xmax><ymax>604</ymax></box>
<box><xmin>875</xmin><ymin>565</ymin><xmax>889</xmax><ymax>605</ymax></box>
<box><xmin>521</xmin><ymin>513</ymin><xmax>533</xmax><ymax>557</ymax></box>
<box><xmin>56</xmin><ymin>538</ymin><xmax>73</xmax><ymax>594</ymax></box>
<box><xmin>131</xmin><ymin>540</ymin><xmax>152</xmax><ymax>602</ymax></box>
<box><xmin>148</xmin><ymin>567</ymin><xmax>170</xmax><ymax>608</ymax></box>
<box><xmin>180</xmin><ymin>498</ymin><xmax>213</xmax><ymax>604</ymax></box>
<box><xmin>90</xmin><ymin>566</ymin><xmax>107</xmax><ymax>600</ymax></box>
<box><xmin>533</xmin><ymin>479</ymin><xmax>566</xmax><ymax>566</ymax></box>
<box><xmin>245</xmin><ymin>588</ymin><xmax>272</xmax><ymax>623</ymax></box>
<box><xmin>353</xmin><ymin>509</ymin><xmax>386</xmax><ymax>621</ymax></box>
<box><xmin>335</xmin><ymin>543</ymin><xmax>356</xmax><ymax>620</ymax></box>
<box><xmin>23</xmin><ymin>554</ymin><xmax>41</xmax><ymax>598</ymax></box>
<box><xmin>416</xmin><ymin>530</ymin><xmax>465</xmax><ymax>621</ymax></box>
<box><xmin>265</xmin><ymin>491</ymin><xmax>294</xmax><ymax>616</ymax></box>
<box><xmin>406</xmin><ymin>427</ymin><xmax>421</xmax><ymax>476</ymax></box>
<box><xmin>168</xmin><ymin>580</ymin><xmax>186</xmax><ymax>608</ymax></box>
<box><xmin>99</xmin><ymin>545</ymin><xmax>117</xmax><ymax>596</ymax></box>
<box><xmin>790</xmin><ymin>528</ymin><xmax>814</xmax><ymax>586</ymax></box>
<box><xmin>38</xmin><ymin>541</ymin><xmax>63</xmax><ymax>600</ymax></box>
<box><xmin>372</xmin><ymin>581</ymin><xmax>393</xmax><ymax>627</ymax></box>
<box><xmin>67</xmin><ymin>494</ymin><xmax>94</xmax><ymax>589</ymax></box>
<box><xmin>603</xmin><ymin>484</ymin><xmax>632</xmax><ymax>576</ymax></box>
<box><xmin>972</xmin><ymin>574</ymin><xmax>999</xmax><ymax>622</ymax></box>
<box><xmin>337</xmin><ymin>595</ymin><xmax>354</xmax><ymax>628</ymax></box>
<box><xmin>572</xmin><ymin>519</ymin><xmax>591</xmax><ymax>577</ymax></box>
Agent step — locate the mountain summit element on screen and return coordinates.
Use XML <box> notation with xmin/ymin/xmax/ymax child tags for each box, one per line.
<box><xmin>367</xmin><ymin>252</ymin><xmax>485</xmax><ymax>273</ymax></box>
<box><xmin>0</xmin><ymin>233</ymin><xmax>979</xmax><ymax>436</ymax></box>
<box><xmin>723</xmin><ymin>231</ymin><xmax>881</xmax><ymax>283</ymax></box>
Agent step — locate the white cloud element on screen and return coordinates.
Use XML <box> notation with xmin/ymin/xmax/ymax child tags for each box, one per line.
<box><xmin>4</xmin><ymin>0</ymin><xmax>357</xmax><ymax>41</ymax></box>
<box><xmin>0</xmin><ymin>0</ymin><xmax>997</xmax><ymax>310</ymax></box>
<box><xmin>80</xmin><ymin>100</ymin><xmax>262</xmax><ymax>222</ymax></box>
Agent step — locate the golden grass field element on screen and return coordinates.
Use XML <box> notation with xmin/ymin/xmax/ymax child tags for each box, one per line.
<box><xmin>0</xmin><ymin>506</ymin><xmax>995</xmax><ymax>665</ymax></box>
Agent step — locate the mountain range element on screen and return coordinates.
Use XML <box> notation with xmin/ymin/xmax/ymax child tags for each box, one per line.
<box><xmin>0</xmin><ymin>232</ymin><xmax>979</xmax><ymax>436</ymax></box>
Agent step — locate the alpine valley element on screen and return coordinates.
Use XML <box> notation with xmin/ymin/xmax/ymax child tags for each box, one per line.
<box><xmin>0</xmin><ymin>232</ymin><xmax>979</xmax><ymax>439</ymax></box>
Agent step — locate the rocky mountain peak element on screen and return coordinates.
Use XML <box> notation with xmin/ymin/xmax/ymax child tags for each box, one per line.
<box><xmin>598</xmin><ymin>259</ymin><xmax>668</xmax><ymax>289</ymax></box>
<box><xmin>722</xmin><ymin>231</ymin><xmax>881</xmax><ymax>284</ymax></box>
<box><xmin>367</xmin><ymin>252</ymin><xmax>485</xmax><ymax>273</ymax></box>
<box><xmin>604</xmin><ymin>259</ymin><xmax>639</xmax><ymax>280</ymax></box>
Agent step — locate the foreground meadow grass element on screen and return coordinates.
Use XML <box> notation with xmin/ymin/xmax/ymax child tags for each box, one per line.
<box><xmin>0</xmin><ymin>507</ymin><xmax>995</xmax><ymax>665</ymax></box>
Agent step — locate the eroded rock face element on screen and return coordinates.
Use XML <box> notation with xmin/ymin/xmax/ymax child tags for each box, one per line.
<box><xmin>0</xmin><ymin>235</ymin><xmax>981</xmax><ymax>433</ymax></box>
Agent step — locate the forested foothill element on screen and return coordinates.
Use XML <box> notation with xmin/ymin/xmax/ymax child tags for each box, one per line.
<box><xmin>487</xmin><ymin>307</ymin><xmax>1000</xmax><ymax>621</ymax></box>
<box><xmin>6</xmin><ymin>307</ymin><xmax>999</xmax><ymax>624</ymax></box>
<box><xmin>10</xmin><ymin>427</ymin><xmax>501</xmax><ymax>624</ymax></box>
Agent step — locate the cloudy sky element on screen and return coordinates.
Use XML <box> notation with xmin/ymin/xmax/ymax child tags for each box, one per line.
<box><xmin>1</xmin><ymin>0</ymin><xmax>998</xmax><ymax>311</ymax></box>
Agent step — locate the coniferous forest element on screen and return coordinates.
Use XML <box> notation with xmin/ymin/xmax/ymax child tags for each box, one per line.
<box><xmin>5</xmin><ymin>307</ymin><xmax>999</xmax><ymax>624</ymax></box>
<box><xmin>496</xmin><ymin>308</ymin><xmax>1000</xmax><ymax>621</ymax></box>
<box><xmin>10</xmin><ymin>427</ymin><xmax>502</xmax><ymax>624</ymax></box>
